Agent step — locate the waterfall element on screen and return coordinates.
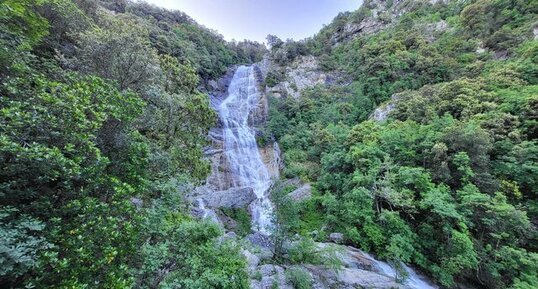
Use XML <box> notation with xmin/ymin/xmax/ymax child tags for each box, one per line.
<box><xmin>217</xmin><ymin>65</ymin><xmax>274</xmax><ymax>233</ymax></box>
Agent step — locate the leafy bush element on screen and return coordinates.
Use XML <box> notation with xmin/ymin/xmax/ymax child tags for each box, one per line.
<box><xmin>221</xmin><ymin>207</ymin><xmax>252</xmax><ymax>237</ymax></box>
<box><xmin>285</xmin><ymin>268</ymin><xmax>312</xmax><ymax>289</ymax></box>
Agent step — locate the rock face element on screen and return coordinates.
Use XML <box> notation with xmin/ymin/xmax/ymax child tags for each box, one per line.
<box><xmin>329</xmin><ymin>0</ymin><xmax>404</xmax><ymax>45</ymax></box>
<box><xmin>250</xmin><ymin>264</ymin><xmax>292</xmax><ymax>289</ymax></box>
<box><xmin>371</xmin><ymin>94</ymin><xmax>400</xmax><ymax>121</ymax></box>
<box><xmin>191</xmin><ymin>63</ymin><xmax>282</xmax><ymax>229</ymax></box>
<box><xmin>244</xmin><ymin>241</ymin><xmax>407</xmax><ymax>289</ymax></box>
<box><xmin>329</xmin><ymin>0</ymin><xmax>450</xmax><ymax>46</ymax></box>
<box><xmin>244</xmin><ymin>238</ymin><xmax>439</xmax><ymax>289</ymax></box>
<box><xmin>267</xmin><ymin>55</ymin><xmax>340</xmax><ymax>99</ymax></box>
<box><xmin>306</xmin><ymin>265</ymin><xmax>401</xmax><ymax>289</ymax></box>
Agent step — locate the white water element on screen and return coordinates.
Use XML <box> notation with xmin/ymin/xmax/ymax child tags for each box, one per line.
<box><xmin>362</xmin><ymin>252</ymin><xmax>438</xmax><ymax>289</ymax></box>
<box><xmin>217</xmin><ymin>65</ymin><xmax>274</xmax><ymax>233</ymax></box>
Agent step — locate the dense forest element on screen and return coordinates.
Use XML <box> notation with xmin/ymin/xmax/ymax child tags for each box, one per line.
<box><xmin>1</xmin><ymin>0</ymin><xmax>537</xmax><ymax>288</ymax></box>
<box><xmin>267</xmin><ymin>0</ymin><xmax>538</xmax><ymax>288</ymax></box>
<box><xmin>0</xmin><ymin>0</ymin><xmax>265</xmax><ymax>288</ymax></box>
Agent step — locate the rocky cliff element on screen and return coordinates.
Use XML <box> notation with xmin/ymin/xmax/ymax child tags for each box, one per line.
<box><xmin>265</xmin><ymin>55</ymin><xmax>341</xmax><ymax>99</ymax></box>
<box><xmin>191</xmin><ymin>64</ymin><xmax>282</xmax><ymax>216</ymax></box>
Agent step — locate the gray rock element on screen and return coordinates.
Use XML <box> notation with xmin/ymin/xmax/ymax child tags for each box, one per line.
<box><xmin>257</xmin><ymin>265</ymin><xmax>292</xmax><ymax>289</ymax></box>
<box><xmin>208</xmin><ymin>80</ymin><xmax>219</xmax><ymax>91</ymax></box>
<box><xmin>130</xmin><ymin>197</ymin><xmax>143</xmax><ymax>208</ymax></box>
<box><xmin>371</xmin><ymin>94</ymin><xmax>400</xmax><ymax>121</ymax></box>
<box><xmin>266</xmin><ymin>56</ymin><xmax>341</xmax><ymax>99</ymax></box>
<box><xmin>288</xmin><ymin>183</ymin><xmax>312</xmax><ymax>202</ymax></box>
<box><xmin>247</xmin><ymin>232</ymin><xmax>274</xmax><ymax>250</ymax></box>
<box><xmin>316</xmin><ymin>243</ymin><xmax>376</xmax><ymax>271</ymax></box>
<box><xmin>242</xmin><ymin>249</ymin><xmax>260</xmax><ymax>269</ymax></box>
<box><xmin>217</xmin><ymin>232</ymin><xmax>237</xmax><ymax>244</ymax></box>
<box><xmin>219</xmin><ymin>213</ymin><xmax>238</xmax><ymax>230</ymax></box>
<box><xmin>329</xmin><ymin>232</ymin><xmax>344</xmax><ymax>244</ymax></box>
<box><xmin>304</xmin><ymin>265</ymin><xmax>402</xmax><ymax>289</ymax></box>
<box><xmin>198</xmin><ymin>187</ymin><xmax>257</xmax><ymax>209</ymax></box>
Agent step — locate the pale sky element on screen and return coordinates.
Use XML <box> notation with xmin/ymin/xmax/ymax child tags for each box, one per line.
<box><xmin>140</xmin><ymin>0</ymin><xmax>362</xmax><ymax>43</ymax></box>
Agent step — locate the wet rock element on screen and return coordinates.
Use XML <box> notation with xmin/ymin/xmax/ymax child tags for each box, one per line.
<box><xmin>259</xmin><ymin>141</ymin><xmax>282</xmax><ymax>180</ymax></box>
<box><xmin>208</xmin><ymin>80</ymin><xmax>219</xmax><ymax>91</ymax></box>
<box><xmin>316</xmin><ymin>243</ymin><xmax>376</xmax><ymax>271</ymax></box>
<box><xmin>199</xmin><ymin>61</ymin><xmax>282</xmax><ymax>195</ymax></box>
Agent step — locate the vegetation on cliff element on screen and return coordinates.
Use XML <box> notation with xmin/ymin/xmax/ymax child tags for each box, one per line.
<box><xmin>1</xmin><ymin>0</ymin><xmax>537</xmax><ymax>288</ymax></box>
<box><xmin>268</xmin><ymin>0</ymin><xmax>538</xmax><ymax>288</ymax></box>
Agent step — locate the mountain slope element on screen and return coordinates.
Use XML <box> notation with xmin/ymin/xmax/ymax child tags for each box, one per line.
<box><xmin>0</xmin><ymin>0</ymin><xmax>264</xmax><ymax>288</ymax></box>
<box><xmin>264</xmin><ymin>0</ymin><xmax>538</xmax><ymax>288</ymax></box>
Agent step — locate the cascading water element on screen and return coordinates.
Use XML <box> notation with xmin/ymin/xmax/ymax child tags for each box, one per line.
<box><xmin>217</xmin><ymin>65</ymin><xmax>273</xmax><ymax>233</ymax></box>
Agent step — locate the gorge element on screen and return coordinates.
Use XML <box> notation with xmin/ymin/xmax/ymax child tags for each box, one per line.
<box><xmin>1</xmin><ymin>0</ymin><xmax>536</xmax><ymax>288</ymax></box>
<box><xmin>196</xmin><ymin>62</ymin><xmax>439</xmax><ymax>289</ymax></box>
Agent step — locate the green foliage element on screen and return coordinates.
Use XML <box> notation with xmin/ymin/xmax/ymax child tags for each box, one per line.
<box><xmin>125</xmin><ymin>0</ymin><xmax>266</xmax><ymax>81</ymax></box>
<box><xmin>265</xmin><ymin>69</ymin><xmax>285</xmax><ymax>87</ymax></box>
<box><xmin>76</xmin><ymin>13</ymin><xmax>161</xmax><ymax>91</ymax></box>
<box><xmin>269</xmin><ymin>1</ymin><xmax>538</xmax><ymax>288</ymax></box>
<box><xmin>287</xmin><ymin>238</ymin><xmax>342</xmax><ymax>270</ymax></box>
<box><xmin>0</xmin><ymin>207</ymin><xmax>51</xmax><ymax>287</ymax></box>
<box><xmin>270</xmin><ymin>182</ymin><xmax>300</xmax><ymax>260</ymax></box>
<box><xmin>0</xmin><ymin>0</ymin><xmax>49</xmax><ymax>75</ymax></box>
<box><xmin>136</xmin><ymin>190</ymin><xmax>249</xmax><ymax>289</ymax></box>
<box><xmin>285</xmin><ymin>267</ymin><xmax>312</xmax><ymax>289</ymax></box>
<box><xmin>0</xmin><ymin>0</ymin><xmax>249</xmax><ymax>288</ymax></box>
<box><xmin>221</xmin><ymin>207</ymin><xmax>252</xmax><ymax>237</ymax></box>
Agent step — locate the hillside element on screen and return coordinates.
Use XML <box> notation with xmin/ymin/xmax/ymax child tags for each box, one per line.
<box><xmin>1</xmin><ymin>0</ymin><xmax>264</xmax><ymax>287</ymax></box>
<box><xmin>264</xmin><ymin>0</ymin><xmax>538</xmax><ymax>288</ymax></box>
<box><xmin>1</xmin><ymin>0</ymin><xmax>537</xmax><ymax>289</ymax></box>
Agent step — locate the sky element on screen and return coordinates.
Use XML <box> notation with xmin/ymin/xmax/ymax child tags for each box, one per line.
<box><xmin>142</xmin><ymin>0</ymin><xmax>362</xmax><ymax>43</ymax></box>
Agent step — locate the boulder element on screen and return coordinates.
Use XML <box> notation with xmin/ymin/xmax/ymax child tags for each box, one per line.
<box><xmin>247</xmin><ymin>232</ymin><xmax>274</xmax><ymax>250</ymax></box>
<box><xmin>316</xmin><ymin>243</ymin><xmax>376</xmax><ymax>271</ymax></box>
<box><xmin>329</xmin><ymin>232</ymin><xmax>344</xmax><ymax>244</ymax></box>
<box><xmin>304</xmin><ymin>265</ymin><xmax>402</xmax><ymax>289</ymax></box>
<box><xmin>242</xmin><ymin>249</ymin><xmax>260</xmax><ymax>269</ymax></box>
<box><xmin>288</xmin><ymin>183</ymin><xmax>312</xmax><ymax>202</ymax></box>
<box><xmin>257</xmin><ymin>265</ymin><xmax>292</xmax><ymax>289</ymax></box>
<box><xmin>200</xmin><ymin>187</ymin><xmax>257</xmax><ymax>209</ymax></box>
